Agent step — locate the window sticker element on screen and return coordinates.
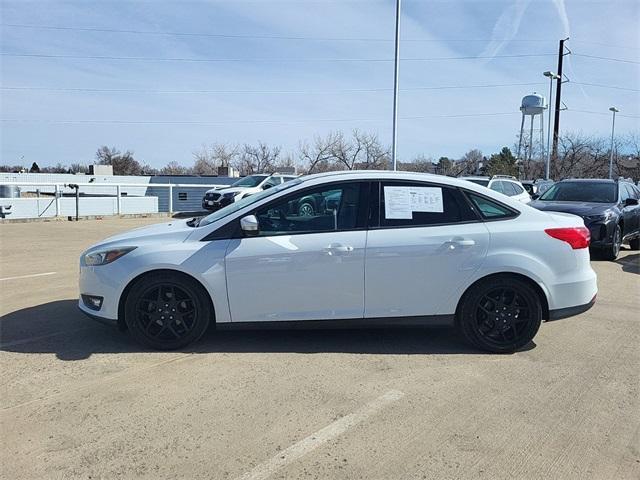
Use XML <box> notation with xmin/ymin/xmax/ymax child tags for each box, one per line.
<box><xmin>384</xmin><ymin>186</ymin><xmax>444</xmax><ymax>219</ymax></box>
<box><xmin>408</xmin><ymin>187</ymin><xmax>444</xmax><ymax>213</ymax></box>
<box><xmin>384</xmin><ymin>187</ymin><xmax>413</xmax><ymax>219</ymax></box>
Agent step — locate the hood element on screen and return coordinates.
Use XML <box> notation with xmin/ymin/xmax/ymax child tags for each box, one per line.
<box><xmin>529</xmin><ymin>200</ymin><xmax>614</xmax><ymax>217</ymax></box>
<box><xmin>205</xmin><ymin>186</ymin><xmax>247</xmax><ymax>195</ymax></box>
<box><xmin>86</xmin><ymin>219</ymin><xmax>195</xmax><ymax>251</ymax></box>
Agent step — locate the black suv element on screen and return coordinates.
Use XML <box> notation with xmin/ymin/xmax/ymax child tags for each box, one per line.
<box><xmin>529</xmin><ymin>179</ymin><xmax>640</xmax><ymax>260</ymax></box>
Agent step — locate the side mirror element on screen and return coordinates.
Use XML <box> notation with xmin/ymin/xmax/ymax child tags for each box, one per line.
<box><xmin>624</xmin><ymin>198</ymin><xmax>639</xmax><ymax>206</ymax></box>
<box><xmin>262</xmin><ymin>183</ymin><xmax>272</xmax><ymax>190</ymax></box>
<box><xmin>531</xmin><ymin>194</ymin><xmax>540</xmax><ymax>200</ymax></box>
<box><xmin>240</xmin><ymin>215</ymin><xmax>259</xmax><ymax>235</ymax></box>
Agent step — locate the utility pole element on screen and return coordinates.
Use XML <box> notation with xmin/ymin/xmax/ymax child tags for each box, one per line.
<box><xmin>391</xmin><ymin>0</ymin><xmax>401</xmax><ymax>171</ymax></box>
<box><xmin>551</xmin><ymin>38</ymin><xmax>570</xmax><ymax>166</ymax></box>
<box><xmin>609</xmin><ymin>107</ymin><xmax>619</xmax><ymax>179</ymax></box>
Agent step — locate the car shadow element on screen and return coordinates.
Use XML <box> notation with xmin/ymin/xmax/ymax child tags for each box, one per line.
<box><xmin>0</xmin><ymin>300</ymin><xmax>535</xmax><ymax>361</ymax></box>
<box><xmin>616</xmin><ymin>253</ymin><xmax>639</xmax><ymax>275</ymax></box>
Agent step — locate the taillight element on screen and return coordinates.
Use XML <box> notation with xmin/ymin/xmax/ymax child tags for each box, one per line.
<box><xmin>545</xmin><ymin>227</ymin><xmax>590</xmax><ymax>249</ymax></box>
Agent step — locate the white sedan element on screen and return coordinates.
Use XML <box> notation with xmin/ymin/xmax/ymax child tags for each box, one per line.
<box><xmin>79</xmin><ymin>171</ymin><xmax>597</xmax><ymax>353</ymax></box>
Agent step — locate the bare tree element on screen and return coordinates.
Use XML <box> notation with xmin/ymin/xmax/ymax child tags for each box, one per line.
<box><xmin>161</xmin><ymin>161</ymin><xmax>190</xmax><ymax>175</ymax></box>
<box><xmin>452</xmin><ymin>149</ymin><xmax>483</xmax><ymax>177</ymax></box>
<box><xmin>96</xmin><ymin>146</ymin><xmax>143</xmax><ymax>175</ymax></box>
<box><xmin>331</xmin><ymin>130</ymin><xmax>389</xmax><ymax>170</ymax></box>
<box><xmin>299</xmin><ymin>132</ymin><xmax>340</xmax><ymax>174</ymax></box>
<box><xmin>398</xmin><ymin>154</ymin><xmax>436</xmax><ymax>173</ymax></box>
<box><xmin>235</xmin><ymin>142</ymin><xmax>281</xmax><ymax>175</ymax></box>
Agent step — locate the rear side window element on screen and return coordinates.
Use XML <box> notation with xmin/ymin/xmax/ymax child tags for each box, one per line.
<box><xmin>467</xmin><ymin>193</ymin><xmax>518</xmax><ymax>220</ymax></box>
<box><xmin>378</xmin><ymin>182</ymin><xmax>477</xmax><ymax>227</ymax></box>
<box><xmin>510</xmin><ymin>182</ymin><xmax>525</xmax><ymax>195</ymax></box>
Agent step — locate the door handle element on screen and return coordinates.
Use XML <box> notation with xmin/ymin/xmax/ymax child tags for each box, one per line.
<box><xmin>323</xmin><ymin>244</ymin><xmax>354</xmax><ymax>255</ymax></box>
<box><xmin>444</xmin><ymin>239</ymin><xmax>476</xmax><ymax>250</ymax></box>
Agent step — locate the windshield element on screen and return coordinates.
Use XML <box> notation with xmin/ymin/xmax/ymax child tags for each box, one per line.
<box><xmin>538</xmin><ymin>182</ymin><xmax>617</xmax><ymax>203</ymax></box>
<box><xmin>231</xmin><ymin>175</ymin><xmax>269</xmax><ymax>188</ymax></box>
<box><xmin>199</xmin><ymin>178</ymin><xmax>303</xmax><ymax>227</ymax></box>
<box><xmin>465</xmin><ymin>179</ymin><xmax>489</xmax><ymax>187</ymax></box>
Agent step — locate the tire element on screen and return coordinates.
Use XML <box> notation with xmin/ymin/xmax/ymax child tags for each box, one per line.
<box><xmin>601</xmin><ymin>224</ymin><xmax>622</xmax><ymax>261</ymax></box>
<box><xmin>629</xmin><ymin>237</ymin><xmax>640</xmax><ymax>251</ymax></box>
<box><xmin>298</xmin><ymin>201</ymin><xmax>315</xmax><ymax>217</ymax></box>
<box><xmin>124</xmin><ymin>271</ymin><xmax>212</xmax><ymax>350</ymax></box>
<box><xmin>456</xmin><ymin>276</ymin><xmax>543</xmax><ymax>354</ymax></box>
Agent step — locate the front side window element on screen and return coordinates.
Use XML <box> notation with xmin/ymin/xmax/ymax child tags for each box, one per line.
<box><xmin>255</xmin><ymin>182</ymin><xmax>363</xmax><ymax>236</ymax></box>
<box><xmin>378</xmin><ymin>182</ymin><xmax>476</xmax><ymax>227</ymax></box>
<box><xmin>199</xmin><ymin>179</ymin><xmax>302</xmax><ymax>227</ymax></box>
<box><xmin>490</xmin><ymin>181</ymin><xmax>506</xmax><ymax>194</ymax></box>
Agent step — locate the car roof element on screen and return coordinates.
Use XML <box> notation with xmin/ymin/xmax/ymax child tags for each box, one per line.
<box><xmin>299</xmin><ymin>169</ymin><xmax>509</xmax><ymax>192</ymax></box>
<box><xmin>558</xmin><ymin>178</ymin><xmax>616</xmax><ymax>183</ymax></box>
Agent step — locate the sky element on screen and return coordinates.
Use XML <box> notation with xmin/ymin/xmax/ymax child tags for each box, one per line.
<box><xmin>1</xmin><ymin>0</ymin><xmax>639</xmax><ymax>169</ymax></box>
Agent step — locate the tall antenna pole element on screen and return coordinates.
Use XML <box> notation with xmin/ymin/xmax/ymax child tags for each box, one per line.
<box><xmin>391</xmin><ymin>0</ymin><xmax>401</xmax><ymax>171</ymax></box>
<box><xmin>551</xmin><ymin>38</ymin><xmax>569</xmax><ymax>166</ymax></box>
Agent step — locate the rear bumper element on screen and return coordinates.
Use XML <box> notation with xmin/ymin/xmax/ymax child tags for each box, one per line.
<box><xmin>547</xmin><ymin>296</ymin><xmax>596</xmax><ymax>321</ymax></box>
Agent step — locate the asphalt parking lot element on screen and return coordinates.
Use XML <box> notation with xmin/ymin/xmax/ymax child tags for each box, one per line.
<box><xmin>1</xmin><ymin>217</ymin><xmax>639</xmax><ymax>480</ymax></box>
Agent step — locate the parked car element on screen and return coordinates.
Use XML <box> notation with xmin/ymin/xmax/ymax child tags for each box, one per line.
<box><xmin>202</xmin><ymin>173</ymin><xmax>297</xmax><ymax>211</ymax></box>
<box><xmin>80</xmin><ymin>171</ymin><xmax>597</xmax><ymax>353</ymax></box>
<box><xmin>522</xmin><ymin>179</ymin><xmax>554</xmax><ymax>197</ymax></box>
<box><xmin>529</xmin><ymin>179</ymin><xmax>640</xmax><ymax>260</ymax></box>
<box><xmin>460</xmin><ymin>175</ymin><xmax>531</xmax><ymax>203</ymax></box>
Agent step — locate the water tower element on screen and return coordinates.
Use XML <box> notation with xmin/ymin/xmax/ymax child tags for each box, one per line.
<box><xmin>517</xmin><ymin>93</ymin><xmax>547</xmax><ymax>162</ymax></box>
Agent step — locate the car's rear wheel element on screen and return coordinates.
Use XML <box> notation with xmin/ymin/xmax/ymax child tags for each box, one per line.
<box><xmin>124</xmin><ymin>272</ymin><xmax>212</xmax><ymax>350</ymax></box>
<box><xmin>602</xmin><ymin>224</ymin><xmax>622</xmax><ymax>261</ymax></box>
<box><xmin>456</xmin><ymin>276</ymin><xmax>542</xmax><ymax>353</ymax></box>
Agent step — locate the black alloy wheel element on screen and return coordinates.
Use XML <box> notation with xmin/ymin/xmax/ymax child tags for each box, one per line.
<box><xmin>124</xmin><ymin>272</ymin><xmax>211</xmax><ymax>350</ymax></box>
<box><xmin>457</xmin><ymin>276</ymin><xmax>542</xmax><ymax>353</ymax></box>
<box><xmin>298</xmin><ymin>202</ymin><xmax>315</xmax><ymax>217</ymax></box>
<box><xmin>602</xmin><ymin>224</ymin><xmax>622</xmax><ymax>261</ymax></box>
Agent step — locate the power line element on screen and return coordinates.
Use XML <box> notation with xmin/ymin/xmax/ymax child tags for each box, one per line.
<box><xmin>572</xmin><ymin>53</ymin><xmax>640</xmax><ymax>65</ymax></box>
<box><xmin>0</xmin><ymin>23</ymin><xmax>559</xmax><ymax>43</ymax></box>
<box><xmin>565</xmin><ymin>109</ymin><xmax>640</xmax><ymax>119</ymax></box>
<box><xmin>0</xmin><ymin>82</ymin><xmax>544</xmax><ymax>94</ymax></box>
<box><xmin>571</xmin><ymin>82</ymin><xmax>640</xmax><ymax>93</ymax></box>
<box><xmin>0</xmin><ymin>111</ymin><xmax>521</xmax><ymax>125</ymax></box>
<box><xmin>0</xmin><ymin>52</ymin><xmax>556</xmax><ymax>63</ymax></box>
<box><xmin>570</xmin><ymin>40</ymin><xmax>640</xmax><ymax>51</ymax></box>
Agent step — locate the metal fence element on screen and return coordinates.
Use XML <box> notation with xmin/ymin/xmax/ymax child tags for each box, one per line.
<box><xmin>0</xmin><ymin>182</ymin><xmax>228</xmax><ymax>219</ymax></box>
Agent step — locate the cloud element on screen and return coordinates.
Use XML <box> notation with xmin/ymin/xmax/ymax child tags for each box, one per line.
<box><xmin>479</xmin><ymin>0</ymin><xmax>531</xmax><ymax>59</ymax></box>
<box><xmin>552</xmin><ymin>0</ymin><xmax>571</xmax><ymax>37</ymax></box>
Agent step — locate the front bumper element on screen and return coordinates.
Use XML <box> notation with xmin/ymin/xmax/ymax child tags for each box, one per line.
<box><xmin>586</xmin><ymin>219</ymin><xmax>616</xmax><ymax>248</ymax></box>
<box><xmin>202</xmin><ymin>197</ymin><xmax>233</xmax><ymax>211</ymax></box>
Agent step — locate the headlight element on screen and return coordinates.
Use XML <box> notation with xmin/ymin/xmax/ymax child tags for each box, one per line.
<box><xmin>84</xmin><ymin>247</ymin><xmax>136</xmax><ymax>266</ymax></box>
<box><xmin>222</xmin><ymin>191</ymin><xmax>241</xmax><ymax>198</ymax></box>
<box><xmin>586</xmin><ymin>211</ymin><xmax>614</xmax><ymax>222</ymax></box>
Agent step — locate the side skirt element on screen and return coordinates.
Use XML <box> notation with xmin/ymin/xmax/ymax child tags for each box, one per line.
<box><xmin>216</xmin><ymin>315</ymin><xmax>456</xmax><ymax>331</ymax></box>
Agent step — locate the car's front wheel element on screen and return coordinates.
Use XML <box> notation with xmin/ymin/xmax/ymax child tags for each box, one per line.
<box><xmin>124</xmin><ymin>271</ymin><xmax>212</xmax><ymax>350</ymax></box>
<box><xmin>601</xmin><ymin>224</ymin><xmax>622</xmax><ymax>261</ymax></box>
<box><xmin>456</xmin><ymin>276</ymin><xmax>543</xmax><ymax>353</ymax></box>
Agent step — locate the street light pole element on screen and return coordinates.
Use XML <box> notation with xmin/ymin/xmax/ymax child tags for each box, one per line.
<box><xmin>543</xmin><ymin>71</ymin><xmax>560</xmax><ymax>180</ymax></box>
<box><xmin>609</xmin><ymin>107</ymin><xmax>619</xmax><ymax>179</ymax></box>
<box><xmin>391</xmin><ymin>0</ymin><xmax>401</xmax><ymax>171</ymax></box>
